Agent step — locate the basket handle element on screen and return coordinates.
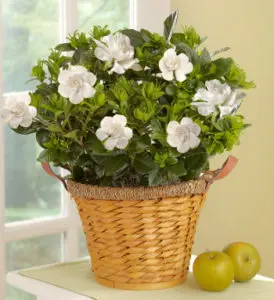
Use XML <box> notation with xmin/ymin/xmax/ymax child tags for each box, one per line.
<box><xmin>41</xmin><ymin>162</ymin><xmax>68</xmax><ymax>191</ymax></box>
<box><xmin>201</xmin><ymin>156</ymin><xmax>238</xmax><ymax>191</ymax></box>
<box><xmin>41</xmin><ymin>156</ymin><xmax>238</xmax><ymax>192</ymax></box>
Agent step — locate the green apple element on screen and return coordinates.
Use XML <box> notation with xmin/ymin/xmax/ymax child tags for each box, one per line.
<box><xmin>223</xmin><ymin>242</ymin><xmax>261</xmax><ymax>282</ymax></box>
<box><xmin>193</xmin><ymin>251</ymin><xmax>234</xmax><ymax>291</ymax></box>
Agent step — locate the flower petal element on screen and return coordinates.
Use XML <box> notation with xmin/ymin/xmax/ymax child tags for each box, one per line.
<box><xmin>177</xmin><ymin>142</ymin><xmax>190</xmax><ymax>154</ymax></box>
<box><xmin>104</xmin><ymin>137</ymin><xmax>117</xmax><ymax>150</ymax></box>
<box><xmin>123</xmin><ymin>127</ymin><xmax>133</xmax><ymax>139</ymax></box>
<box><xmin>192</xmin><ymin>102</ymin><xmax>216</xmax><ymax>116</ymax></box>
<box><xmin>219</xmin><ymin>105</ymin><xmax>234</xmax><ymax>118</ymax></box>
<box><xmin>167</xmin><ymin>134</ymin><xmax>180</xmax><ymax>147</ymax></box>
<box><xmin>189</xmin><ymin>133</ymin><xmax>200</xmax><ymax>148</ymax></box>
<box><xmin>197</xmin><ymin>105</ymin><xmax>216</xmax><ymax>116</ymax></box>
<box><xmin>175</xmin><ymin>69</ymin><xmax>187</xmax><ymax>82</ymax></box>
<box><xmin>193</xmin><ymin>88</ymin><xmax>213</xmax><ymax>102</ymax></box>
<box><xmin>178</xmin><ymin>53</ymin><xmax>193</xmax><ymax>74</ymax></box>
<box><xmin>96</xmin><ymin>128</ymin><xmax>108</xmax><ymax>141</ymax></box>
<box><xmin>20</xmin><ymin>115</ymin><xmax>33</xmax><ymax>128</ymax></box>
<box><xmin>191</xmin><ymin>123</ymin><xmax>201</xmax><ymax>136</ymax></box>
<box><xmin>113</xmin><ymin>114</ymin><xmax>127</xmax><ymax>126</ymax></box>
<box><xmin>28</xmin><ymin>106</ymin><xmax>37</xmax><ymax>118</ymax></box>
<box><xmin>70</xmin><ymin>65</ymin><xmax>88</xmax><ymax>73</ymax></box>
<box><xmin>0</xmin><ymin>108</ymin><xmax>11</xmax><ymax>121</ymax></box>
<box><xmin>164</xmin><ymin>48</ymin><xmax>177</xmax><ymax>60</ymax></box>
<box><xmin>109</xmin><ymin>61</ymin><xmax>125</xmax><ymax>74</ymax></box>
<box><xmin>116</xmin><ymin>137</ymin><xmax>129</xmax><ymax>149</ymax></box>
<box><xmin>84</xmin><ymin>72</ymin><xmax>97</xmax><ymax>86</ymax></box>
<box><xmin>101</xmin><ymin>116</ymin><xmax>113</xmax><ymax>129</ymax></box>
<box><xmin>20</xmin><ymin>92</ymin><xmax>31</xmax><ymax>105</ymax></box>
<box><xmin>58</xmin><ymin>69</ymin><xmax>71</xmax><ymax>84</ymax></box>
<box><xmin>94</xmin><ymin>45</ymin><xmax>112</xmax><ymax>61</ymax></box>
<box><xmin>58</xmin><ymin>84</ymin><xmax>72</xmax><ymax>98</ymax></box>
<box><xmin>162</xmin><ymin>71</ymin><xmax>174</xmax><ymax>81</ymax></box>
<box><xmin>82</xmin><ymin>83</ymin><xmax>96</xmax><ymax>99</ymax></box>
<box><xmin>69</xmin><ymin>90</ymin><xmax>84</xmax><ymax>104</ymax></box>
<box><xmin>119</xmin><ymin>58</ymin><xmax>136</xmax><ymax>70</ymax></box>
<box><xmin>167</xmin><ymin>121</ymin><xmax>179</xmax><ymax>135</ymax></box>
<box><xmin>8</xmin><ymin>117</ymin><xmax>22</xmax><ymax>129</ymax></box>
<box><xmin>180</xmin><ymin>117</ymin><xmax>193</xmax><ymax>125</ymax></box>
<box><xmin>130</xmin><ymin>63</ymin><xmax>142</xmax><ymax>72</ymax></box>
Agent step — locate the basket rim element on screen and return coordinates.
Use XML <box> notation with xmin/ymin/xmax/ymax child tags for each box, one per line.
<box><xmin>67</xmin><ymin>179</ymin><xmax>207</xmax><ymax>200</ymax></box>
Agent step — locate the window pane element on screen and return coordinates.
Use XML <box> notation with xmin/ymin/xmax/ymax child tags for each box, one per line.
<box><xmin>6</xmin><ymin>234</ymin><xmax>61</xmax><ymax>300</ymax></box>
<box><xmin>3</xmin><ymin>0</ymin><xmax>58</xmax><ymax>92</ymax></box>
<box><xmin>78</xmin><ymin>0</ymin><xmax>130</xmax><ymax>32</ymax></box>
<box><xmin>2</xmin><ymin>0</ymin><xmax>61</xmax><ymax>222</ymax></box>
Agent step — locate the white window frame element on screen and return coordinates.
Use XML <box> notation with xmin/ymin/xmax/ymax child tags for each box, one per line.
<box><xmin>0</xmin><ymin>1</ymin><xmax>171</xmax><ymax>299</ymax></box>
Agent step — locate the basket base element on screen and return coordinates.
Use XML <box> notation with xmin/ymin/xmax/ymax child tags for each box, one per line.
<box><xmin>95</xmin><ymin>274</ymin><xmax>188</xmax><ymax>290</ymax></box>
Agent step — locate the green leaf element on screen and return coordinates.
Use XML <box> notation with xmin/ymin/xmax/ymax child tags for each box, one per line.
<box><xmin>36</xmin><ymin>83</ymin><xmax>56</xmax><ymax>96</ymax></box>
<box><xmin>182</xmin><ymin>148</ymin><xmax>208</xmax><ymax>180</ymax></box>
<box><xmin>37</xmin><ymin>150</ymin><xmax>51</xmax><ymax>162</ymax></box>
<box><xmin>164</xmin><ymin>10</ymin><xmax>179</xmax><ymax>42</ymax></box>
<box><xmin>72</xmin><ymin>165</ymin><xmax>84</xmax><ymax>181</ymax></box>
<box><xmin>31</xmin><ymin>62</ymin><xmax>45</xmax><ymax>82</ymax></box>
<box><xmin>127</xmin><ymin>135</ymin><xmax>151</xmax><ymax>154</ymax></box>
<box><xmin>91</xmin><ymin>25</ymin><xmax>111</xmax><ymax>40</ymax></box>
<box><xmin>148</xmin><ymin>168</ymin><xmax>167</xmax><ymax>186</ymax></box>
<box><xmin>167</xmin><ymin>160</ymin><xmax>186</xmax><ymax>176</ymax></box>
<box><xmin>55</xmin><ymin>43</ymin><xmax>75</xmax><ymax>52</ymax></box>
<box><xmin>13</xmin><ymin>123</ymin><xmax>40</xmax><ymax>135</ymax></box>
<box><xmin>150</xmin><ymin>119</ymin><xmax>167</xmax><ymax>145</ymax></box>
<box><xmin>104</xmin><ymin>155</ymin><xmax>128</xmax><ymax>176</ymax></box>
<box><xmin>36</xmin><ymin>129</ymin><xmax>51</xmax><ymax>148</ymax></box>
<box><xmin>71</xmin><ymin>48</ymin><xmax>84</xmax><ymax>65</ymax></box>
<box><xmin>199</xmin><ymin>48</ymin><xmax>211</xmax><ymax>62</ymax></box>
<box><xmin>213</xmin><ymin>58</ymin><xmax>233</xmax><ymax>77</ymax></box>
<box><xmin>64</xmin><ymin>130</ymin><xmax>78</xmax><ymax>139</ymax></box>
<box><xmin>47</xmin><ymin>124</ymin><xmax>62</xmax><ymax>133</ymax></box>
<box><xmin>165</xmin><ymin>84</ymin><xmax>177</xmax><ymax>96</ymax></box>
<box><xmin>133</xmin><ymin>153</ymin><xmax>155</xmax><ymax>174</ymax></box>
<box><xmin>85</xmin><ymin>133</ymin><xmax>107</xmax><ymax>154</ymax></box>
<box><xmin>176</xmin><ymin>43</ymin><xmax>199</xmax><ymax>63</ymax></box>
<box><xmin>121</xmin><ymin>29</ymin><xmax>144</xmax><ymax>47</ymax></box>
<box><xmin>77</xmin><ymin>154</ymin><xmax>94</xmax><ymax>167</ymax></box>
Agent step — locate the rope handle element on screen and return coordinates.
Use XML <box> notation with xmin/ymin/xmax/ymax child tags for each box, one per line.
<box><xmin>201</xmin><ymin>156</ymin><xmax>238</xmax><ymax>191</ymax></box>
<box><xmin>41</xmin><ymin>156</ymin><xmax>238</xmax><ymax>192</ymax></box>
<box><xmin>41</xmin><ymin>162</ymin><xmax>68</xmax><ymax>191</ymax></box>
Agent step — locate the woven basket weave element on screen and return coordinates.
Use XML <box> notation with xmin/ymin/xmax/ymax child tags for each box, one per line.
<box><xmin>68</xmin><ymin>179</ymin><xmax>207</xmax><ymax>290</ymax></box>
<box><xmin>42</xmin><ymin>156</ymin><xmax>237</xmax><ymax>290</ymax></box>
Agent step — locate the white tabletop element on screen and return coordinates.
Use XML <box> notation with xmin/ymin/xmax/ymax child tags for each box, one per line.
<box><xmin>6</xmin><ymin>256</ymin><xmax>274</xmax><ymax>300</ymax></box>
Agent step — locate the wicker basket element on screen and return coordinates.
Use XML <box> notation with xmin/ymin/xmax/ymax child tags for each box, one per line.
<box><xmin>42</xmin><ymin>156</ymin><xmax>237</xmax><ymax>290</ymax></box>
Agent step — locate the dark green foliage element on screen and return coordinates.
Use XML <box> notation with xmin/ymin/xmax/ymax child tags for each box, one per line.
<box><xmin>11</xmin><ymin>11</ymin><xmax>254</xmax><ymax>187</ymax></box>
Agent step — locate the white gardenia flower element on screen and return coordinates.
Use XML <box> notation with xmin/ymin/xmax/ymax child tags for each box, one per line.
<box><xmin>58</xmin><ymin>65</ymin><xmax>97</xmax><ymax>104</ymax></box>
<box><xmin>159</xmin><ymin>48</ymin><xmax>193</xmax><ymax>82</ymax></box>
<box><xmin>167</xmin><ymin>117</ymin><xmax>201</xmax><ymax>154</ymax></box>
<box><xmin>192</xmin><ymin>79</ymin><xmax>246</xmax><ymax>117</ymax></box>
<box><xmin>96</xmin><ymin>114</ymin><xmax>133</xmax><ymax>150</ymax></box>
<box><xmin>0</xmin><ymin>92</ymin><xmax>37</xmax><ymax>129</ymax></box>
<box><xmin>94</xmin><ymin>33</ymin><xmax>141</xmax><ymax>74</ymax></box>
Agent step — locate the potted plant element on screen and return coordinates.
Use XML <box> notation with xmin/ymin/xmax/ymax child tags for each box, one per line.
<box><xmin>1</xmin><ymin>11</ymin><xmax>254</xmax><ymax>290</ymax></box>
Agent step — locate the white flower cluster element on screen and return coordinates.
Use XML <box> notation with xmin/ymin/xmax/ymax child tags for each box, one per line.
<box><xmin>167</xmin><ymin>117</ymin><xmax>201</xmax><ymax>153</ymax></box>
<box><xmin>159</xmin><ymin>48</ymin><xmax>193</xmax><ymax>82</ymax></box>
<box><xmin>192</xmin><ymin>79</ymin><xmax>246</xmax><ymax>117</ymax></box>
<box><xmin>94</xmin><ymin>33</ymin><xmax>141</xmax><ymax>74</ymax></box>
<box><xmin>58</xmin><ymin>65</ymin><xmax>97</xmax><ymax>104</ymax></box>
<box><xmin>0</xmin><ymin>92</ymin><xmax>37</xmax><ymax>129</ymax></box>
<box><xmin>96</xmin><ymin>114</ymin><xmax>201</xmax><ymax>154</ymax></box>
<box><xmin>96</xmin><ymin>114</ymin><xmax>133</xmax><ymax>150</ymax></box>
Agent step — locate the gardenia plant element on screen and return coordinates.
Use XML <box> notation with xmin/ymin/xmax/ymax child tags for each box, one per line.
<box><xmin>0</xmin><ymin>11</ymin><xmax>254</xmax><ymax>187</ymax></box>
